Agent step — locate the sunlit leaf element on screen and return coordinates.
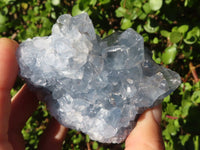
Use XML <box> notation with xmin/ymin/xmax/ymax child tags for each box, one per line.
<box><xmin>121</xmin><ymin>18</ymin><xmax>133</xmax><ymax>30</ymax></box>
<box><xmin>161</xmin><ymin>30</ymin><xmax>170</xmax><ymax>38</ymax></box>
<box><xmin>143</xmin><ymin>18</ymin><xmax>159</xmax><ymax>33</ymax></box>
<box><xmin>162</xmin><ymin>45</ymin><xmax>177</xmax><ymax>64</ymax></box>
<box><xmin>149</xmin><ymin>0</ymin><xmax>163</xmax><ymax>11</ymax></box>
<box><xmin>170</xmin><ymin>32</ymin><xmax>182</xmax><ymax>43</ymax></box>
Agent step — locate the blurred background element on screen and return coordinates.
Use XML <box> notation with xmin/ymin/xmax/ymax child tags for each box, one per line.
<box><xmin>0</xmin><ymin>0</ymin><xmax>200</xmax><ymax>149</ymax></box>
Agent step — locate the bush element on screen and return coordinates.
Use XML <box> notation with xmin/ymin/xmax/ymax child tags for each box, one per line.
<box><xmin>1</xmin><ymin>0</ymin><xmax>200</xmax><ymax>149</ymax></box>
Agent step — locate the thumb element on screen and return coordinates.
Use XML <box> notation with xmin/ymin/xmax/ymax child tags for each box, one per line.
<box><xmin>125</xmin><ymin>105</ymin><xmax>165</xmax><ymax>150</ymax></box>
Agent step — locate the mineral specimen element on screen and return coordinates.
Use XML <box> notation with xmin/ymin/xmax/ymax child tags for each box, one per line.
<box><xmin>16</xmin><ymin>13</ymin><xmax>181</xmax><ymax>143</ymax></box>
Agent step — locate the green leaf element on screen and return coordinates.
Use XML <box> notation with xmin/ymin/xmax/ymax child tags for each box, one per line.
<box><xmin>115</xmin><ymin>7</ymin><xmax>127</xmax><ymax>17</ymax></box>
<box><xmin>133</xmin><ymin>0</ymin><xmax>142</xmax><ymax>8</ymax></box>
<box><xmin>72</xmin><ymin>5</ymin><xmax>85</xmax><ymax>16</ymax></box>
<box><xmin>184</xmin><ymin>27</ymin><xmax>200</xmax><ymax>44</ymax></box>
<box><xmin>191</xmin><ymin>91</ymin><xmax>200</xmax><ymax>103</ymax></box>
<box><xmin>184</xmin><ymin>35</ymin><xmax>197</xmax><ymax>45</ymax></box>
<box><xmin>121</xmin><ymin>18</ymin><xmax>133</xmax><ymax>30</ymax></box>
<box><xmin>143</xmin><ymin>18</ymin><xmax>159</xmax><ymax>33</ymax></box>
<box><xmin>10</xmin><ymin>89</ymin><xmax>17</xmax><ymax>97</ymax></box>
<box><xmin>85</xmin><ymin>135</ymin><xmax>90</xmax><ymax>143</ymax></box>
<box><xmin>178</xmin><ymin>25</ymin><xmax>189</xmax><ymax>33</ymax></box>
<box><xmin>171</xmin><ymin>26</ymin><xmax>178</xmax><ymax>32</ymax></box>
<box><xmin>149</xmin><ymin>0</ymin><xmax>163</xmax><ymax>11</ymax></box>
<box><xmin>179</xmin><ymin>134</ymin><xmax>191</xmax><ymax>145</ymax></box>
<box><xmin>163</xmin><ymin>95</ymin><xmax>170</xmax><ymax>102</ymax></box>
<box><xmin>51</xmin><ymin>0</ymin><xmax>60</xmax><ymax>6</ymax></box>
<box><xmin>142</xmin><ymin>33</ymin><xmax>149</xmax><ymax>42</ymax></box>
<box><xmin>137</xmin><ymin>24</ymin><xmax>144</xmax><ymax>33</ymax></box>
<box><xmin>181</xmin><ymin>99</ymin><xmax>192</xmax><ymax>117</ymax></box>
<box><xmin>90</xmin><ymin>0</ymin><xmax>97</xmax><ymax>6</ymax></box>
<box><xmin>161</xmin><ymin>30</ymin><xmax>170</xmax><ymax>38</ymax></box>
<box><xmin>143</xmin><ymin>3</ymin><xmax>151</xmax><ymax>14</ymax></box>
<box><xmin>0</xmin><ymin>24</ymin><xmax>7</xmax><ymax>32</ymax></box>
<box><xmin>166</xmin><ymin>103</ymin><xmax>177</xmax><ymax>115</ymax></box>
<box><xmin>162</xmin><ymin>45</ymin><xmax>177</xmax><ymax>64</ymax></box>
<box><xmin>152</xmin><ymin>37</ymin><xmax>159</xmax><ymax>44</ymax></box>
<box><xmin>152</xmin><ymin>50</ymin><xmax>161</xmax><ymax>64</ymax></box>
<box><xmin>0</xmin><ymin>13</ymin><xmax>8</xmax><ymax>24</ymax></box>
<box><xmin>99</xmin><ymin>0</ymin><xmax>110</xmax><ymax>5</ymax></box>
<box><xmin>170</xmin><ymin>32</ymin><xmax>182</xmax><ymax>43</ymax></box>
<box><xmin>92</xmin><ymin>141</ymin><xmax>98</xmax><ymax>150</ymax></box>
<box><xmin>79</xmin><ymin>0</ymin><xmax>90</xmax><ymax>10</ymax></box>
<box><xmin>165</xmin><ymin>0</ymin><xmax>172</xmax><ymax>4</ymax></box>
<box><xmin>138</xmin><ymin>12</ymin><xmax>147</xmax><ymax>20</ymax></box>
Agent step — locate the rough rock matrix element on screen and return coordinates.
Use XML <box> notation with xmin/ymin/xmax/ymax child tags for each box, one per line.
<box><xmin>17</xmin><ymin>13</ymin><xmax>181</xmax><ymax>143</ymax></box>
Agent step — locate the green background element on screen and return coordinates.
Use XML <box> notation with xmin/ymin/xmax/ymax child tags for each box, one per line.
<box><xmin>1</xmin><ymin>0</ymin><xmax>200</xmax><ymax>149</ymax></box>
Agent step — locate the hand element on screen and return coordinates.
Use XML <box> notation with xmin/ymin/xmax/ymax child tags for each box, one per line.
<box><xmin>0</xmin><ymin>38</ymin><xmax>164</xmax><ymax>150</ymax></box>
<box><xmin>125</xmin><ymin>105</ymin><xmax>165</xmax><ymax>150</ymax></box>
<box><xmin>0</xmin><ymin>38</ymin><xmax>67</xmax><ymax>150</ymax></box>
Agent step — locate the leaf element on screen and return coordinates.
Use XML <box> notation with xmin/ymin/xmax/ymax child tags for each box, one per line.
<box><xmin>163</xmin><ymin>95</ymin><xmax>170</xmax><ymax>102</ymax></box>
<box><xmin>72</xmin><ymin>5</ymin><xmax>85</xmax><ymax>16</ymax></box>
<box><xmin>170</xmin><ymin>32</ymin><xmax>182</xmax><ymax>43</ymax></box>
<box><xmin>143</xmin><ymin>18</ymin><xmax>159</xmax><ymax>33</ymax></box>
<box><xmin>138</xmin><ymin>12</ymin><xmax>147</xmax><ymax>20</ymax></box>
<box><xmin>121</xmin><ymin>18</ymin><xmax>133</xmax><ymax>30</ymax></box>
<box><xmin>191</xmin><ymin>91</ymin><xmax>200</xmax><ymax>103</ymax></box>
<box><xmin>181</xmin><ymin>99</ymin><xmax>192</xmax><ymax>117</ymax></box>
<box><xmin>0</xmin><ymin>24</ymin><xmax>7</xmax><ymax>32</ymax></box>
<box><xmin>136</xmin><ymin>24</ymin><xmax>144</xmax><ymax>33</ymax></box>
<box><xmin>178</xmin><ymin>25</ymin><xmax>189</xmax><ymax>33</ymax></box>
<box><xmin>51</xmin><ymin>0</ymin><xmax>60</xmax><ymax>6</ymax></box>
<box><xmin>0</xmin><ymin>13</ymin><xmax>8</xmax><ymax>24</ymax></box>
<box><xmin>90</xmin><ymin>0</ymin><xmax>97</xmax><ymax>6</ymax></box>
<box><xmin>85</xmin><ymin>135</ymin><xmax>90</xmax><ymax>143</ymax></box>
<box><xmin>10</xmin><ymin>88</ymin><xmax>17</xmax><ymax>97</ymax></box>
<box><xmin>184</xmin><ymin>27</ymin><xmax>200</xmax><ymax>44</ymax></box>
<box><xmin>165</xmin><ymin>0</ymin><xmax>172</xmax><ymax>4</ymax></box>
<box><xmin>152</xmin><ymin>51</ymin><xmax>161</xmax><ymax>64</ymax></box>
<box><xmin>99</xmin><ymin>0</ymin><xmax>110</xmax><ymax>5</ymax></box>
<box><xmin>162</xmin><ymin>45</ymin><xmax>177</xmax><ymax>64</ymax></box>
<box><xmin>149</xmin><ymin>0</ymin><xmax>163</xmax><ymax>11</ymax></box>
<box><xmin>152</xmin><ymin>37</ymin><xmax>159</xmax><ymax>44</ymax></box>
<box><xmin>161</xmin><ymin>30</ymin><xmax>170</xmax><ymax>38</ymax></box>
<box><xmin>179</xmin><ymin>134</ymin><xmax>191</xmax><ymax>145</ymax></box>
<box><xmin>171</xmin><ymin>26</ymin><xmax>178</xmax><ymax>32</ymax></box>
<box><xmin>92</xmin><ymin>141</ymin><xmax>98</xmax><ymax>149</ymax></box>
<box><xmin>180</xmin><ymin>82</ymin><xmax>192</xmax><ymax>92</ymax></box>
<box><xmin>184</xmin><ymin>35</ymin><xmax>197</xmax><ymax>45</ymax></box>
<box><xmin>166</xmin><ymin>103</ymin><xmax>177</xmax><ymax>115</ymax></box>
<box><xmin>142</xmin><ymin>33</ymin><xmax>149</xmax><ymax>42</ymax></box>
<box><xmin>143</xmin><ymin>3</ymin><xmax>151</xmax><ymax>14</ymax></box>
<box><xmin>133</xmin><ymin>0</ymin><xmax>142</xmax><ymax>8</ymax></box>
<box><xmin>79</xmin><ymin>0</ymin><xmax>90</xmax><ymax>10</ymax></box>
<box><xmin>115</xmin><ymin>7</ymin><xmax>127</xmax><ymax>17</ymax></box>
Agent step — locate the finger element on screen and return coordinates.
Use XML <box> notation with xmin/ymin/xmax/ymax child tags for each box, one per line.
<box><xmin>125</xmin><ymin>105</ymin><xmax>164</xmax><ymax>150</ymax></box>
<box><xmin>8</xmin><ymin>84</ymin><xmax>39</xmax><ymax>149</ymax></box>
<box><xmin>9</xmin><ymin>84</ymin><xmax>38</xmax><ymax>131</ymax></box>
<box><xmin>0</xmin><ymin>38</ymin><xmax>18</xmax><ymax>149</ymax></box>
<box><xmin>38</xmin><ymin>118</ymin><xmax>68</xmax><ymax>150</ymax></box>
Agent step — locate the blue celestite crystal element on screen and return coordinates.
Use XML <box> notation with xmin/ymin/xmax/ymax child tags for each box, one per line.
<box><xmin>16</xmin><ymin>13</ymin><xmax>181</xmax><ymax>143</ymax></box>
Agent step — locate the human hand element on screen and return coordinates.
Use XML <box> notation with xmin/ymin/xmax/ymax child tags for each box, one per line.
<box><xmin>0</xmin><ymin>38</ymin><xmax>67</xmax><ymax>150</ymax></box>
<box><xmin>0</xmin><ymin>38</ymin><xmax>164</xmax><ymax>150</ymax></box>
<box><xmin>125</xmin><ymin>105</ymin><xmax>165</xmax><ymax>150</ymax></box>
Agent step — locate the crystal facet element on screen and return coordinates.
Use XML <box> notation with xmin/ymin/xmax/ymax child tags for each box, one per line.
<box><xmin>16</xmin><ymin>13</ymin><xmax>181</xmax><ymax>143</ymax></box>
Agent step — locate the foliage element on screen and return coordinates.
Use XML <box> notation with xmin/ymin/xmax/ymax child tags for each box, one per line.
<box><xmin>1</xmin><ymin>0</ymin><xmax>200</xmax><ymax>149</ymax></box>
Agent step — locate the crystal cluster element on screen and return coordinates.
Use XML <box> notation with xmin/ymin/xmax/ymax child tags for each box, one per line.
<box><xmin>16</xmin><ymin>13</ymin><xmax>181</xmax><ymax>143</ymax></box>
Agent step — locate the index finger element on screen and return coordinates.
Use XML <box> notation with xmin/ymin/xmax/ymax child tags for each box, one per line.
<box><xmin>0</xmin><ymin>38</ymin><xmax>18</xmax><ymax>139</ymax></box>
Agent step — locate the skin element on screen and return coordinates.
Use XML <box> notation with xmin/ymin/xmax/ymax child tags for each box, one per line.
<box><xmin>0</xmin><ymin>38</ymin><xmax>164</xmax><ymax>150</ymax></box>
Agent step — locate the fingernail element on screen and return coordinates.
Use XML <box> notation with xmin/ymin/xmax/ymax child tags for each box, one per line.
<box><xmin>152</xmin><ymin>104</ymin><xmax>162</xmax><ymax>125</ymax></box>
